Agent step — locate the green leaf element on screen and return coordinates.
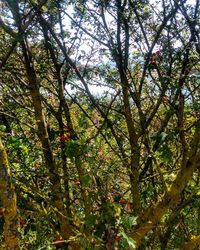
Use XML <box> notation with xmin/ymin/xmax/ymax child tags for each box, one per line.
<box><xmin>8</xmin><ymin>137</ymin><xmax>20</xmax><ymax>147</ymax></box>
<box><xmin>156</xmin><ymin>144</ymin><xmax>173</xmax><ymax>163</ymax></box>
<box><xmin>84</xmin><ymin>214</ymin><xmax>98</xmax><ymax>228</ymax></box>
<box><xmin>152</xmin><ymin>132</ymin><xmax>167</xmax><ymax>142</ymax></box>
<box><xmin>121</xmin><ymin>215</ymin><xmax>137</xmax><ymax>229</ymax></box>
<box><xmin>0</xmin><ymin>125</ymin><xmax>6</xmax><ymax>132</ymax></box>
<box><xmin>82</xmin><ymin>175</ymin><xmax>92</xmax><ymax>187</ymax></box>
<box><xmin>114</xmin><ymin>195</ymin><xmax>121</xmax><ymax>203</ymax></box>
<box><xmin>19</xmin><ymin>144</ymin><xmax>29</xmax><ymax>155</ymax></box>
<box><xmin>120</xmin><ymin>231</ymin><xmax>136</xmax><ymax>249</ymax></box>
<box><xmin>41</xmin><ymin>5</ymin><xmax>48</xmax><ymax>12</ymax></box>
<box><xmin>197</xmin><ymin>190</ymin><xmax>200</xmax><ymax>196</ymax></box>
<box><xmin>64</xmin><ymin>141</ymin><xmax>79</xmax><ymax>159</ymax></box>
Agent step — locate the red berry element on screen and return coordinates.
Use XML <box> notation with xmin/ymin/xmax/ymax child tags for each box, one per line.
<box><xmin>115</xmin><ymin>235</ymin><xmax>121</xmax><ymax>241</ymax></box>
<box><xmin>163</xmin><ymin>96</ymin><xmax>169</xmax><ymax>104</ymax></box>
<box><xmin>120</xmin><ymin>199</ymin><xmax>127</xmax><ymax>205</ymax></box>
<box><xmin>60</xmin><ymin>134</ymin><xmax>71</xmax><ymax>142</ymax></box>
<box><xmin>156</xmin><ymin>51</ymin><xmax>161</xmax><ymax>56</ymax></box>
<box><xmin>20</xmin><ymin>218</ymin><xmax>26</xmax><ymax>226</ymax></box>
<box><xmin>0</xmin><ymin>208</ymin><xmax>5</xmax><ymax>217</ymax></box>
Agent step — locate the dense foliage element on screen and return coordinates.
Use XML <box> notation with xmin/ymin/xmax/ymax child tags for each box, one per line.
<box><xmin>0</xmin><ymin>0</ymin><xmax>200</xmax><ymax>249</ymax></box>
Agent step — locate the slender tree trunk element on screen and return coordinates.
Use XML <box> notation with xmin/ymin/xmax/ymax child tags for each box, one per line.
<box><xmin>132</xmin><ymin>153</ymin><xmax>200</xmax><ymax>246</ymax></box>
<box><xmin>114</xmin><ymin>1</ymin><xmax>142</xmax><ymax>214</ymax></box>
<box><xmin>0</xmin><ymin>138</ymin><xmax>19</xmax><ymax>250</ymax></box>
<box><xmin>120</xmin><ymin>72</ymin><xmax>141</xmax><ymax>215</ymax></box>
<box><xmin>20</xmin><ymin>42</ymin><xmax>80</xmax><ymax>249</ymax></box>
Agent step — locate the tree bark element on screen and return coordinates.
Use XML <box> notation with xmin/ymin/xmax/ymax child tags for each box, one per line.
<box><xmin>0</xmin><ymin>138</ymin><xmax>19</xmax><ymax>250</ymax></box>
<box><xmin>183</xmin><ymin>235</ymin><xmax>200</xmax><ymax>250</ymax></box>
<box><xmin>132</xmin><ymin>153</ymin><xmax>200</xmax><ymax>246</ymax></box>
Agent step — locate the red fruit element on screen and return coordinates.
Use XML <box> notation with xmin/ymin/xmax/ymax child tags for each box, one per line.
<box><xmin>60</xmin><ymin>134</ymin><xmax>71</xmax><ymax>142</ymax></box>
<box><xmin>156</xmin><ymin>51</ymin><xmax>161</xmax><ymax>56</ymax></box>
<box><xmin>20</xmin><ymin>218</ymin><xmax>26</xmax><ymax>226</ymax></box>
<box><xmin>115</xmin><ymin>235</ymin><xmax>121</xmax><ymax>241</ymax></box>
<box><xmin>120</xmin><ymin>199</ymin><xmax>127</xmax><ymax>205</ymax></box>
<box><xmin>60</xmin><ymin>135</ymin><xmax>65</xmax><ymax>142</ymax></box>
<box><xmin>163</xmin><ymin>96</ymin><xmax>169</xmax><ymax>104</ymax></box>
<box><xmin>126</xmin><ymin>202</ymin><xmax>134</xmax><ymax>212</ymax></box>
<box><xmin>0</xmin><ymin>208</ymin><xmax>5</xmax><ymax>217</ymax></box>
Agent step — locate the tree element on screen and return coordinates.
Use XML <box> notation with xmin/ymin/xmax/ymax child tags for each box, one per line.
<box><xmin>0</xmin><ymin>0</ymin><xmax>200</xmax><ymax>249</ymax></box>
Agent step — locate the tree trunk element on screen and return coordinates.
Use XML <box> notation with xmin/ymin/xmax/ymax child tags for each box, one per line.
<box><xmin>132</xmin><ymin>154</ymin><xmax>200</xmax><ymax>246</ymax></box>
<box><xmin>0</xmin><ymin>138</ymin><xmax>19</xmax><ymax>250</ymax></box>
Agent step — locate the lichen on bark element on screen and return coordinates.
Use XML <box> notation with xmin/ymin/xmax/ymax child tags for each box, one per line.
<box><xmin>0</xmin><ymin>138</ymin><xmax>19</xmax><ymax>250</ymax></box>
